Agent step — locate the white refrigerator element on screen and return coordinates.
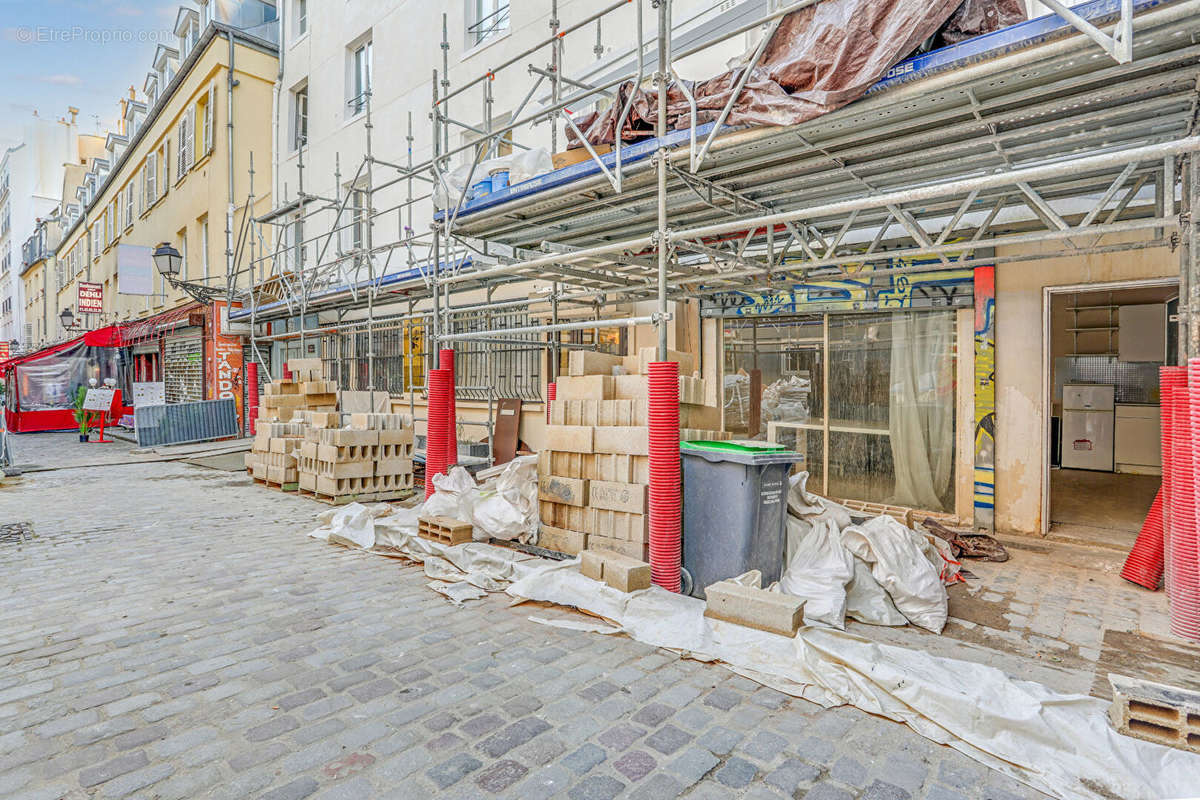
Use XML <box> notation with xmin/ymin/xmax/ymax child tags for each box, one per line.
<box><xmin>1061</xmin><ymin>384</ymin><xmax>1115</xmax><ymax>471</ymax></box>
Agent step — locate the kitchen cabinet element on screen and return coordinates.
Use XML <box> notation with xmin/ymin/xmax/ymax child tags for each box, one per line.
<box><xmin>1115</xmin><ymin>403</ymin><xmax>1161</xmax><ymax>474</ymax></box>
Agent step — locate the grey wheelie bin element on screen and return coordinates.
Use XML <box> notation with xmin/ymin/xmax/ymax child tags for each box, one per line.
<box><xmin>680</xmin><ymin>441</ymin><xmax>804</xmax><ymax>598</ymax></box>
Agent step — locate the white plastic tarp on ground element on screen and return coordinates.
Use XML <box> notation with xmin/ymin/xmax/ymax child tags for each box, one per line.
<box><xmin>506</xmin><ymin>561</ymin><xmax>1200</xmax><ymax>800</ymax></box>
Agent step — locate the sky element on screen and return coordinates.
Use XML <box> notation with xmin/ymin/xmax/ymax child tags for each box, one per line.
<box><xmin>0</xmin><ymin>0</ymin><xmax>183</xmax><ymax>150</ymax></box>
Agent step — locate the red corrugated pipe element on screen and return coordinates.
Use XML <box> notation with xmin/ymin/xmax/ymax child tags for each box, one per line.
<box><xmin>1121</xmin><ymin>489</ymin><xmax>1164</xmax><ymax>590</ymax></box>
<box><xmin>546</xmin><ymin>381</ymin><xmax>556</xmax><ymax>424</ymax></box>
<box><xmin>440</xmin><ymin>349</ymin><xmax>457</xmax><ymax>467</ymax></box>
<box><xmin>647</xmin><ymin>361</ymin><xmax>681</xmax><ymax>592</ymax></box>
<box><xmin>246</xmin><ymin>361</ymin><xmax>259</xmax><ymax>435</ymax></box>
<box><xmin>425</xmin><ymin>368</ymin><xmax>451</xmax><ymax>500</ymax></box>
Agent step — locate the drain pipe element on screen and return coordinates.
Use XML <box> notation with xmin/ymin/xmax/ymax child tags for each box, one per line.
<box><xmin>272</xmin><ymin>4</ymin><xmax>285</xmax><ymax>204</ymax></box>
<box><xmin>226</xmin><ymin>30</ymin><xmax>237</xmax><ymax>296</ymax></box>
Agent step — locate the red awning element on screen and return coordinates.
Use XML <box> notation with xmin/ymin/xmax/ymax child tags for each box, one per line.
<box><xmin>116</xmin><ymin>302</ymin><xmax>204</xmax><ymax>345</ymax></box>
<box><xmin>0</xmin><ymin>335</ymin><xmax>85</xmax><ymax>375</ymax></box>
<box><xmin>83</xmin><ymin>325</ymin><xmax>127</xmax><ymax>348</ymax></box>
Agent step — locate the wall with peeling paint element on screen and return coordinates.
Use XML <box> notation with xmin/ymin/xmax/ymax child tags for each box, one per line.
<box><xmin>993</xmin><ymin>234</ymin><xmax>1176</xmax><ymax>535</ymax></box>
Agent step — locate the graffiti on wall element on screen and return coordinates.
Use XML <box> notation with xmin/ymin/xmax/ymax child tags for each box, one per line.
<box><xmin>973</xmin><ymin>266</ymin><xmax>996</xmax><ymax>531</ymax></box>
<box><xmin>700</xmin><ymin>258</ymin><xmax>975</xmax><ymax>318</ymax></box>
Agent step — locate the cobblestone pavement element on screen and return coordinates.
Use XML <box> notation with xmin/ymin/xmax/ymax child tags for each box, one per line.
<box><xmin>0</xmin><ymin>433</ymin><xmax>1050</xmax><ymax>800</ymax></box>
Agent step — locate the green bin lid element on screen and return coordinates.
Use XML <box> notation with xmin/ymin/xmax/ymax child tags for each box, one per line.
<box><xmin>680</xmin><ymin>440</ymin><xmax>789</xmax><ymax>454</ymax></box>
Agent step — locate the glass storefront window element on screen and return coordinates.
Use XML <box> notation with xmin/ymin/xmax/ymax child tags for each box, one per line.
<box><xmin>725</xmin><ymin>310</ymin><xmax>957</xmax><ymax>512</ymax></box>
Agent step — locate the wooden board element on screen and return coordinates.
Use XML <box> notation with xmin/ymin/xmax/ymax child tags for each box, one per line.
<box><xmin>492</xmin><ymin>398</ymin><xmax>522</xmax><ymax>465</ymax></box>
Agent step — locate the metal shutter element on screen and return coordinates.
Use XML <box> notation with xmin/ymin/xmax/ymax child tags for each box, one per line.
<box><xmin>164</xmin><ymin>332</ymin><xmax>204</xmax><ymax>404</ymax></box>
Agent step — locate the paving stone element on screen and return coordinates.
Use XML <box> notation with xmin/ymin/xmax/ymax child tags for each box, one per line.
<box><xmin>460</xmin><ymin>712</ymin><xmax>506</xmax><ymax>738</ymax></box>
<box><xmin>563</xmin><ymin>742</ymin><xmax>607</xmax><ymax>774</ymax></box>
<box><xmin>613</xmin><ymin>749</ymin><xmax>657</xmax><ymax>782</ymax></box>
<box><xmin>717</xmin><ymin>756</ymin><xmax>758</xmax><ymax>788</ymax></box>
<box><xmin>597</xmin><ymin>723</ymin><xmax>644</xmax><ymax>752</ymax></box>
<box><xmin>632</xmin><ymin>702</ymin><xmax>674</xmax><ymax>728</ymax></box>
<box><xmin>78</xmin><ymin>751</ymin><xmax>150</xmax><ymax>788</ymax></box>
<box><xmin>862</xmin><ymin>779</ymin><xmax>914</xmax><ymax>800</ymax></box>
<box><xmin>802</xmin><ymin>782</ymin><xmax>855</xmax><ymax>800</ymax></box>
<box><xmin>667</xmin><ymin>746</ymin><xmax>719</xmax><ymax>787</ymax></box>
<box><xmin>703</xmin><ymin>687</ymin><xmax>742</xmax><ymax>711</ymax></box>
<box><xmin>646</xmin><ymin>724</ymin><xmax>692</xmax><ymax>756</ymax></box>
<box><xmin>245</xmin><ymin>715</ymin><xmax>300</xmax><ymax>742</ymax></box>
<box><xmin>744</xmin><ymin>730</ymin><xmax>788</xmax><ymax>762</ymax></box>
<box><xmin>277</xmin><ymin>687</ymin><xmax>326</xmax><ymax>711</ymax></box>
<box><xmin>99</xmin><ymin>762</ymin><xmax>173</xmax><ymax>799</ymax></box>
<box><xmin>111</xmin><ymin>724</ymin><xmax>169</xmax><ymax>751</ymax></box>
<box><xmin>567</xmin><ymin>774</ymin><xmax>626</xmax><ymax>800</ymax></box>
<box><xmin>477</xmin><ymin>716</ymin><xmax>550</xmax><ymax>758</ymax></box>
<box><xmin>830</xmin><ymin>755</ymin><xmax>869</xmax><ymax>787</ymax></box>
<box><xmin>426</xmin><ymin>752</ymin><xmax>483</xmax><ymax>789</ymax></box>
<box><xmin>260</xmin><ymin>776</ymin><xmax>319</xmax><ymax>800</ymax></box>
<box><xmin>766</xmin><ymin>757</ymin><xmax>822</xmax><ymax>794</ymax></box>
<box><xmin>474</xmin><ymin>759</ymin><xmax>528</xmax><ymax>792</ymax></box>
<box><xmin>701</xmin><ymin>724</ymin><xmax>743</xmax><ymax>755</ymax></box>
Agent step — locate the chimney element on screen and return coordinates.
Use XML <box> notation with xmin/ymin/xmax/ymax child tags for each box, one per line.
<box><xmin>128</xmin><ymin>86</ymin><xmax>136</xmax><ymax>101</ymax></box>
<box><xmin>68</xmin><ymin>107</ymin><xmax>79</xmax><ymax>125</ymax></box>
<box><xmin>118</xmin><ymin>97</ymin><xmax>128</xmax><ymax>136</ymax></box>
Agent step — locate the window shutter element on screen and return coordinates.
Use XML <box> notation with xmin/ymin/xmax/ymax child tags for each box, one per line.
<box><xmin>177</xmin><ymin>121</ymin><xmax>185</xmax><ymax>178</ymax></box>
<box><xmin>163</xmin><ymin>141</ymin><xmax>170</xmax><ymax>188</ymax></box>
<box><xmin>206</xmin><ymin>86</ymin><xmax>216</xmax><ymax>154</ymax></box>
<box><xmin>186</xmin><ymin>106</ymin><xmax>196</xmax><ymax>170</ymax></box>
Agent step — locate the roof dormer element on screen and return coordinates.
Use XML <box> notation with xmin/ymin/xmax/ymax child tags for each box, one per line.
<box><xmin>152</xmin><ymin>44</ymin><xmax>181</xmax><ymax>87</ymax></box>
<box><xmin>143</xmin><ymin>72</ymin><xmax>159</xmax><ymax>108</ymax></box>
<box><xmin>174</xmin><ymin>8</ymin><xmax>201</xmax><ymax>59</ymax></box>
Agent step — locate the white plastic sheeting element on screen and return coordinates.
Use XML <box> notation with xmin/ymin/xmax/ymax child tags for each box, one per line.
<box><xmin>506</xmin><ymin>562</ymin><xmax>1200</xmax><ymax>800</ymax></box>
<box><xmin>841</xmin><ymin>515</ymin><xmax>948</xmax><ymax>633</ymax></box>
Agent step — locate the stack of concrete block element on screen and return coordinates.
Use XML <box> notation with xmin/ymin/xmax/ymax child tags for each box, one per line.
<box><xmin>296</xmin><ymin>413</ymin><xmax>415</xmax><ymax>502</ymax></box>
<box><xmin>259</xmin><ymin>359</ymin><xmax>337</xmax><ymax>423</ymax></box>
<box><xmin>536</xmin><ymin>350</ymin><xmax>727</xmax><ymax>557</ymax></box>
<box><xmin>245</xmin><ymin>421</ymin><xmax>307</xmax><ymax>488</ymax></box>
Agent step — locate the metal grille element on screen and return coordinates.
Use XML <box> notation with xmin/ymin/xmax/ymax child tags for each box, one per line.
<box><xmin>321</xmin><ymin>319</ymin><xmax>424</xmax><ymax>396</ymax></box>
<box><xmin>1056</xmin><ymin>355</ymin><xmax>1161</xmax><ymax>404</ymax></box>
<box><xmin>163</xmin><ymin>334</ymin><xmax>204</xmax><ymax>404</ymax></box>
<box><xmin>446</xmin><ymin>310</ymin><xmax>542</xmax><ymax>402</ymax></box>
<box><xmin>135</xmin><ymin>399</ymin><xmax>240</xmax><ymax>448</ymax></box>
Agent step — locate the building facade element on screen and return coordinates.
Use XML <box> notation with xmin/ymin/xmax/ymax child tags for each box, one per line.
<box><xmin>53</xmin><ymin>2</ymin><xmax>278</xmax><ymax>422</ymax></box>
<box><xmin>0</xmin><ymin>113</ymin><xmax>81</xmax><ymax>352</ymax></box>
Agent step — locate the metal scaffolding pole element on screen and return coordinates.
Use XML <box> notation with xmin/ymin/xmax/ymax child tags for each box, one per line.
<box><xmin>655</xmin><ymin>0</ymin><xmax>671</xmax><ymax>361</ymax></box>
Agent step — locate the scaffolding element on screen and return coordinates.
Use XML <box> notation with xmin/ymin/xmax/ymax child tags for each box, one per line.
<box><xmin>229</xmin><ymin>0</ymin><xmax>1200</xmax><ymax>469</ymax></box>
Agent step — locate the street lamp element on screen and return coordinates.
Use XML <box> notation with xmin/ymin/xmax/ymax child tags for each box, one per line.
<box><xmin>152</xmin><ymin>242</ymin><xmax>182</xmax><ymax>278</ymax></box>
<box><xmin>60</xmin><ymin>307</ymin><xmax>75</xmax><ymax>331</ymax></box>
<box><xmin>152</xmin><ymin>241</ymin><xmax>224</xmax><ymax>304</ymax></box>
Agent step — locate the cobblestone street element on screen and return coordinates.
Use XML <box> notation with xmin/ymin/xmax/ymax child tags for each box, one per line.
<box><xmin>0</xmin><ymin>434</ymin><xmax>1048</xmax><ymax>800</ymax></box>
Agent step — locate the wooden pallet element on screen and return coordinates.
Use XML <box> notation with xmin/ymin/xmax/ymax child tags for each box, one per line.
<box><xmin>417</xmin><ymin>515</ymin><xmax>473</xmax><ymax>546</ymax></box>
<box><xmin>296</xmin><ymin>487</ymin><xmax>415</xmax><ymax>506</ymax></box>
<box><xmin>254</xmin><ymin>477</ymin><xmax>299</xmax><ymax>492</ymax></box>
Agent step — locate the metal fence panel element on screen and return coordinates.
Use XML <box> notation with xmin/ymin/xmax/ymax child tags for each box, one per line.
<box><xmin>134</xmin><ymin>399</ymin><xmax>240</xmax><ymax>448</ymax></box>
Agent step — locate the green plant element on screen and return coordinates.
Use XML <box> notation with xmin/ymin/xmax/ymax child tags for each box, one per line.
<box><xmin>72</xmin><ymin>386</ymin><xmax>90</xmax><ymax>436</ymax></box>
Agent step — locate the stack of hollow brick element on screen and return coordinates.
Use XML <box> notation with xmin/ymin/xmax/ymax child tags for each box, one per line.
<box><xmin>259</xmin><ymin>359</ymin><xmax>337</xmax><ymax>423</ymax></box>
<box><xmin>536</xmin><ymin>347</ymin><xmax>729</xmax><ymax>557</ymax></box>
<box><xmin>297</xmin><ymin>412</ymin><xmax>416</xmax><ymax>502</ymax></box>
<box><xmin>245</xmin><ymin>421</ymin><xmax>307</xmax><ymax>488</ymax></box>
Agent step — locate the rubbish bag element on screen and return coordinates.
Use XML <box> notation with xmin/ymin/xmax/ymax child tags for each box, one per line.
<box><xmin>841</xmin><ymin>515</ymin><xmax>948</xmax><ymax>633</ymax></box>
<box><xmin>475</xmin><ymin>455</ymin><xmax>539</xmax><ymax>542</ymax></box>
<box><xmin>422</xmin><ymin>466</ymin><xmax>479</xmax><ymax>521</ymax></box>
<box><xmin>787</xmin><ymin>472</ymin><xmax>852</xmax><ymax>531</ymax></box>
<box><xmin>844</xmin><ymin>556</ymin><xmax>908</xmax><ymax>626</ymax></box>
<box><xmin>762</xmin><ymin>375</ymin><xmax>811</xmax><ymax>424</ymax></box>
<box><xmin>777</xmin><ymin>518</ymin><xmax>855</xmax><ymax>628</ymax></box>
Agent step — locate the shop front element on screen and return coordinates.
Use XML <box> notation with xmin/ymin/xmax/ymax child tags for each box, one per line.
<box><xmin>1</xmin><ymin>331</ymin><xmax>131</xmax><ymax>433</ymax></box>
<box><xmin>706</xmin><ymin>260</ymin><xmax>992</xmax><ymax>529</ymax></box>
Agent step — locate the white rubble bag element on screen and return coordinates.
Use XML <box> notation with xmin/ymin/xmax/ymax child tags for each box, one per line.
<box><xmin>841</xmin><ymin>515</ymin><xmax>948</xmax><ymax>633</ymax></box>
<box><xmin>474</xmin><ymin>455</ymin><xmax>538</xmax><ymax>542</ymax></box>
<box><xmin>776</xmin><ymin>518</ymin><xmax>855</xmax><ymax>629</ymax></box>
<box><xmin>432</xmin><ymin>148</ymin><xmax>553</xmax><ymax>209</ymax></box>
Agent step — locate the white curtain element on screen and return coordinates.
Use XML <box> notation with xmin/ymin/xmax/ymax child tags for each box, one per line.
<box><xmin>889</xmin><ymin>312</ymin><xmax>955</xmax><ymax>511</ymax></box>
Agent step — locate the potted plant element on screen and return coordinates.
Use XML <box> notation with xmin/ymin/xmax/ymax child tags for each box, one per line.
<box><xmin>73</xmin><ymin>386</ymin><xmax>90</xmax><ymax>443</ymax></box>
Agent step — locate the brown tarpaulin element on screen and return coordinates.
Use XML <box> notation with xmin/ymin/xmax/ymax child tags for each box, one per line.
<box><xmin>568</xmin><ymin>0</ymin><xmax>1025</xmax><ymax>147</ymax></box>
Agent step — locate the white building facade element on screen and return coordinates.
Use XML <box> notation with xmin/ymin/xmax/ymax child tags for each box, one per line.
<box><xmin>0</xmin><ymin>114</ymin><xmax>78</xmax><ymax>352</ymax></box>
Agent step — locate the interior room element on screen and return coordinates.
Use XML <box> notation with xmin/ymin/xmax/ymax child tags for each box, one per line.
<box><xmin>1047</xmin><ymin>283</ymin><xmax>1176</xmax><ymax>548</ymax></box>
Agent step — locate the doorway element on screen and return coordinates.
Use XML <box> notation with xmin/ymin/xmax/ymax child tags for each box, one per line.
<box><xmin>1043</xmin><ymin>279</ymin><xmax>1176</xmax><ymax>548</ymax></box>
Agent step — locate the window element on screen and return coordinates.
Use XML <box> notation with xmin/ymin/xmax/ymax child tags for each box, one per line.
<box><xmin>349</xmin><ymin>40</ymin><xmax>372</xmax><ymax>116</ymax></box>
<box><xmin>195</xmin><ymin>86</ymin><xmax>216</xmax><ymax>156</ymax></box>
<box><xmin>124</xmin><ymin>183</ymin><xmax>134</xmax><ymax>230</ymax></box>
<box><xmin>469</xmin><ymin>0</ymin><xmax>509</xmax><ymax>46</ymax></box>
<box><xmin>200</xmin><ymin>219</ymin><xmax>209</xmax><ymax>280</ymax></box>
<box><xmin>177</xmin><ymin>108</ymin><xmax>194</xmax><ymax>178</ymax></box>
<box><xmin>144</xmin><ymin>151</ymin><xmax>158</xmax><ymax>207</ymax></box>
<box><xmin>296</xmin><ymin>0</ymin><xmax>307</xmax><ymax>36</ymax></box>
<box><xmin>292</xmin><ymin>84</ymin><xmax>308</xmax><ymax>150</ymax></box>
<box><xmin>288</xmin><ymin>213</ymin><xmax>304</xmax><ymax>271</ymax></box>
<box><xmin>104</xmin><ymin>207</ymin><xmax>113</xmax><ymax>245</ymax></box>
<box><xmin>350</xmin><ymin>187</ymin><xmax>366</xmax><ymax>251</ymax></box>
<box><xmin>180</xmin><ymin>231</ymin><xmax>188</xmax><ymax>282</ymax></box>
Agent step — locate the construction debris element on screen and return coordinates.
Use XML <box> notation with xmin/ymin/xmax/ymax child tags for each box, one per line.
<box><xmin>1109</xmin><ymin>673</ymin><xmax>1200</xmax><ymax>755</ymax></box>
